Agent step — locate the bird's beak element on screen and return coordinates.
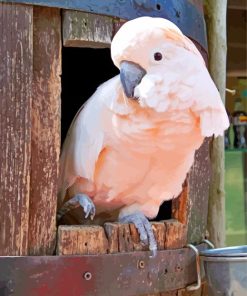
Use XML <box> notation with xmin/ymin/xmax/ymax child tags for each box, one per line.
<box><xmin>120</xmin><ymin>61</ymin><xmax>146</xmax><ymax>99</ymax></box>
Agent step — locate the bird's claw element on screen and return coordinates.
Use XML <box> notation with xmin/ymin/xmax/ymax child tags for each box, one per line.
<box><xmin>78</xmin><ymin>194</ymin><xmax>96</xmax><ymax>220</ymax></box>
<box><xmin>119</xmin><ymin>212</ymin><xmax>157</xmax><ymax>257</ymax></box>
<box><xmin>57</xmin><ymin>194</ymin><xmax>95</xmax><ymax>221</ymax></box>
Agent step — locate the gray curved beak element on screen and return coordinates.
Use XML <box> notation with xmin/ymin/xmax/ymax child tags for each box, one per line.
<box><xmin>120</xmin><ymin>61</ymin><xmax>146</xmax><ymax>99</ymax></box>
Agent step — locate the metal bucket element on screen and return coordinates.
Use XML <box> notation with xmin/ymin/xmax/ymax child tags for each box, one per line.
<box><xmin>200</xmin><ymin>246</ymin><xmax>247</xmax><ymax>296</ymax></box>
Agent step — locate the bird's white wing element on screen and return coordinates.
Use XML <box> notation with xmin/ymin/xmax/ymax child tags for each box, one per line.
<box><xmin>58</xmin><ymin>75</ymin><xmax>123</xmax><ymax>204</ymax></box>
<box><xmin>191</xmin><ymin>68</ymin><xmax>229</xmax><ymax>137</ymax></box>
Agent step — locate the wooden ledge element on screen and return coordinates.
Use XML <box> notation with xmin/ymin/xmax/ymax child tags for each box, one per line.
<box><xmin>57</xmin><ymin>220</ymin><xmax>187</xmax><ymax>255</ymax></box>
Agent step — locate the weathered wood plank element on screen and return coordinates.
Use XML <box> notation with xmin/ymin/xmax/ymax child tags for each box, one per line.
<box><xmin>172</xmin><ymin>139</ymin><xmax>211</xmax><ymax>246</ymax></box>
<box><xmin>63</xmin><ymin>10</ymin><xmax>113</xmax><ymax>48</ymax></box>
<box><xmin>172</xmin><ymin>180</ymin><xmax>189</xmax><ymax>225</ymax></box>
<box><xmin>28</xmin><ymin>7</ymin><xmax>61</xmax><ymax>255</ymax></box>
<box><xmin>129</xmin><ymin>223</ymin><xmax>146</xmax><ymax>251</ymax></box>
<box><xmin>152</xmin><ymin>222</ymin><xmax>166</xmax><ymax>250</ymax></box>
<box><xmin>104</xmin><ymin>222</ymin><xmax>166</xmax><ymax>255</ymax></box>
<box><xmin>104</xmin><ymin>222</ymin><xmax>119</xmax><ymax>253</ymax></box>
<box><xmin>0</xmin><ymin>3</ymin><xmax>33</xmax><ymax>256</ymax></box>
<box><xmin>104</xmin><ymin>223</ymin><xmax>146</xmax><ymax>253</ymax></box>
<box><xmin>57</xmin><ymin>225</ymin><xmax>108</xmax><ymax>255</ymax></box>
<box><xmin>186</xmin><ymin>139</ymin><xmax>211</xmax><ymax>244</ymax></box>
<box><xmin>164</xmin><ymin>220</ymin><xmax>187</xmax><ymax>249</ymax></box>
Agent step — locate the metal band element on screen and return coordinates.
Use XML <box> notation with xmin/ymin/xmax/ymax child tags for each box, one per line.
<box><xmin>0</xmin><ymin>243</ymin><xmax>207</xmax><ymax>295</ymax></box>
<box><xmin>1</xmin><ymin>0</ymin><xmax>207</xmax><ymax>51</ymax></box>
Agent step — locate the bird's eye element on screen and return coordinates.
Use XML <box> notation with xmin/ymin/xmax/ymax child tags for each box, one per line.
<box><xmin>154</xmin><ymin>52</ymin><xmax>163</xmax><ymax>61</ymax></box>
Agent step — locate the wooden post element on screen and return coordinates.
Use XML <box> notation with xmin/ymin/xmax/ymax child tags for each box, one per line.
<box><xmin>0</xmin><ymin>3</ymin><xmax>33</xmax><ymax>256</ymax></box>
<box><xmin>204</xmin><ymin>0</ymin><xmax>228</xmax><ymax>247</ymax></box>
<box><xmin>28</xmin><ymin>7</ymin><xmax>61</xmax><ymax>255</ymax></box>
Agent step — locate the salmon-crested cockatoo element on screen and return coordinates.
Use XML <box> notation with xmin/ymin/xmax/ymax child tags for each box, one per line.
<box><xmin>58</xmin><ymin>17</ymin><xmax>229</xmax><ymax>255</ymax></box>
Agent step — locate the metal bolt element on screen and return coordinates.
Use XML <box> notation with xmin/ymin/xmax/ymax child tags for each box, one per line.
<box><xmin>138</xmin><ymin>260</ymin><xmax>145</xmax><ymax>269</ymax></box>
<box><xmin>175</xmin><ymin>265</ymin><xmax>182</xmax><ymax>272</ymax></box>
<box><xmin>83</xmin><ymin>271</ymin><xmax>92</xmax><ymax>281</ymax></box>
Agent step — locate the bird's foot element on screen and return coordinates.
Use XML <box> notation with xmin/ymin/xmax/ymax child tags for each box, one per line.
<box><xmin>119</xmin><ymin>212</ymin><xmax>157</xmax><ymax>257</ymax></box>
<box><xmin>57</xmin><ymin>194</ymin><xmax>96</xmax><ymax>221</ymax></box>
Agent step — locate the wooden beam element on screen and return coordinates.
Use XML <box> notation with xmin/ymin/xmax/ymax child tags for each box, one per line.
<box><xmin>228</xmin><ymin>0</ymin><xmax>247</xmax><ymax>10</ymax></box>
<box><xmin>227</xmin><ymin>70</ymin><xmax>247</xmax><ymax>77</ymax></box>
<box><xmin>0</xmin><ymin>3</ymin><xmax>33</xmax><ymax>256</ymax></box>
<box><xmin>204</xmin><ymin>0</ymin><xmax>228</xmax><ymax>248</ymax></box>
<box><xmin>228</xmin><ymin>42</ymin><xmax>247</xmax><ymax>49</ymax></box>
<box><xmin>227</xmin><ymin>47</ymin><xmax>247</xmax><ymax>72</ymax></box>
<box><xmin>62</xmin><ymin>10</ymin><xmax>113</xmax><ymax>48</ymax></box>
<box><xmin>28</xmin><ymin>7</ymin><xmax>61</xmax><ymax>255</ymax></box>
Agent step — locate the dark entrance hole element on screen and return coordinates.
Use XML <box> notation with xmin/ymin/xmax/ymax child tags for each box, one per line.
<box><xmin>61</xmin><ymin>47</ymin><xmax>171</xmax><ymax>221</ymax></box>
<box><xmin>61</xmin><ymin>47</ymin><xmax>119</xmax><ymax>142</ymax></box>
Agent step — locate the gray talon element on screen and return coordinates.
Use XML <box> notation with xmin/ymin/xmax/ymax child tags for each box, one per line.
<box><xmin>119</xmin><ymin>212</ymin><xmax>157</xmax><ymax>256</ymax></box>
<box><xmin>57</xmin><ymin>194</ymin><xmax>95</xmax><ymax>221</ymax></box>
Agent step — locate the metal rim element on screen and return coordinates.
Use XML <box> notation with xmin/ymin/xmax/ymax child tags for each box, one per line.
<box><xmin>200</xmin><ymin>245</ymin><xmax>247</xmax><ymax>258</ymax></box>
<box><xmin>200</xmin><ymin>256</ymin><xmax>247</xmax><ymax>262</ymax></box>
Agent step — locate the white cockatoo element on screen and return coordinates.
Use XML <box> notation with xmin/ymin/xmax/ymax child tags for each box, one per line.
<box><xmin>57</xmin><ymin>17</ymin><xmax>229</xmax><ymax>254</ymax></box>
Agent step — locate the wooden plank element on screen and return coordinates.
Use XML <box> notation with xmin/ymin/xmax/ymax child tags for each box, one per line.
<box><xmin>104</xmin><ymin>223</ymin><xmax>146</xmax><ymax>253</ymax></box>
<box><xmin>57</xmin><ymin>225</ymin><xmax>108</xmax><ymax>255</ymax></box>
<box><xmin>186</xmin><ymin>139</ymin><xmax>211</xmax><ymax>244</ymax></box>
<box><xmin>172</xmin><ymin>139</ymin><xmax>211</xmax><ymax>245</ymax></box>
<box><xmin>228</xmin><ymin>0</ymin><xmax>247</xmax><ymax>10</ymax></box>
<box><xmin>0</xmin><ymin>3</ymin><xmax>33</xmax><ymax>256</ymax></box>
<box><xmin>104</xmin><ymin>222</ymin><xmax>166</xmax><ymax>254</ymax></box>
<box><xmin>111</xmin><ymin>223</ymin><xmax>134</xmax><ymax>253</ymax></box>
<box><xmin>172</xmin><ymin>180</ymin><xmax>189</xmax><ymax>225</ymax></box>
<box><xmin>104</xmin><ymin>222</ymin><xmax>119</xmax><ymax>253</ymax></box>
<box><xmin>28</xmin><ymin>7</ymin><xmax>61</xmax><ymax>255</ymax></box>
<box><xmin>164</xmin><ymin>220</ymin><xmax>187</xmax><ymax>249</ymax></box>
<box><xmin>63</xmin><ymin>10</ymin><xmax>113</xmax><ymax>48</ymax></box>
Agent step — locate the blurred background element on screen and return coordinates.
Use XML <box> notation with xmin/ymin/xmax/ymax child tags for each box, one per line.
<box><xmin>225</xmin><ymin>0</ymin><xmax>247</xmax><ymax>245</ymax></box>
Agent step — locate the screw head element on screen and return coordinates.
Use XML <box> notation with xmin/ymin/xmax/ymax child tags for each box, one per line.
<box><xmin>138</xmin><ymin>260</ymin><xmax>145</xmax><ymax>269</ymax></box>
<box><xmin>83</xmin><ymin>271</ymin><xmax>92</xmax><ymax>280</ymax></box>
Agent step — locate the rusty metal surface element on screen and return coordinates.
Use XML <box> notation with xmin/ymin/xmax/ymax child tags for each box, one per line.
<box><xmin>0</xmin><ymin>244</ymin><xmax>207</xmax><ymax>296</ymax></box>
<box><xmin>0</xmin><ymin>0</ymin><xmax>207</xmax><ymax>51</ymax></box>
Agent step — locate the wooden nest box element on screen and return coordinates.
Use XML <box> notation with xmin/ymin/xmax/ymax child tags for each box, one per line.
<box><xmin>0</xmin><ymin>1</ymin><xmax>210</xmax><ymax>295</ymax></box>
